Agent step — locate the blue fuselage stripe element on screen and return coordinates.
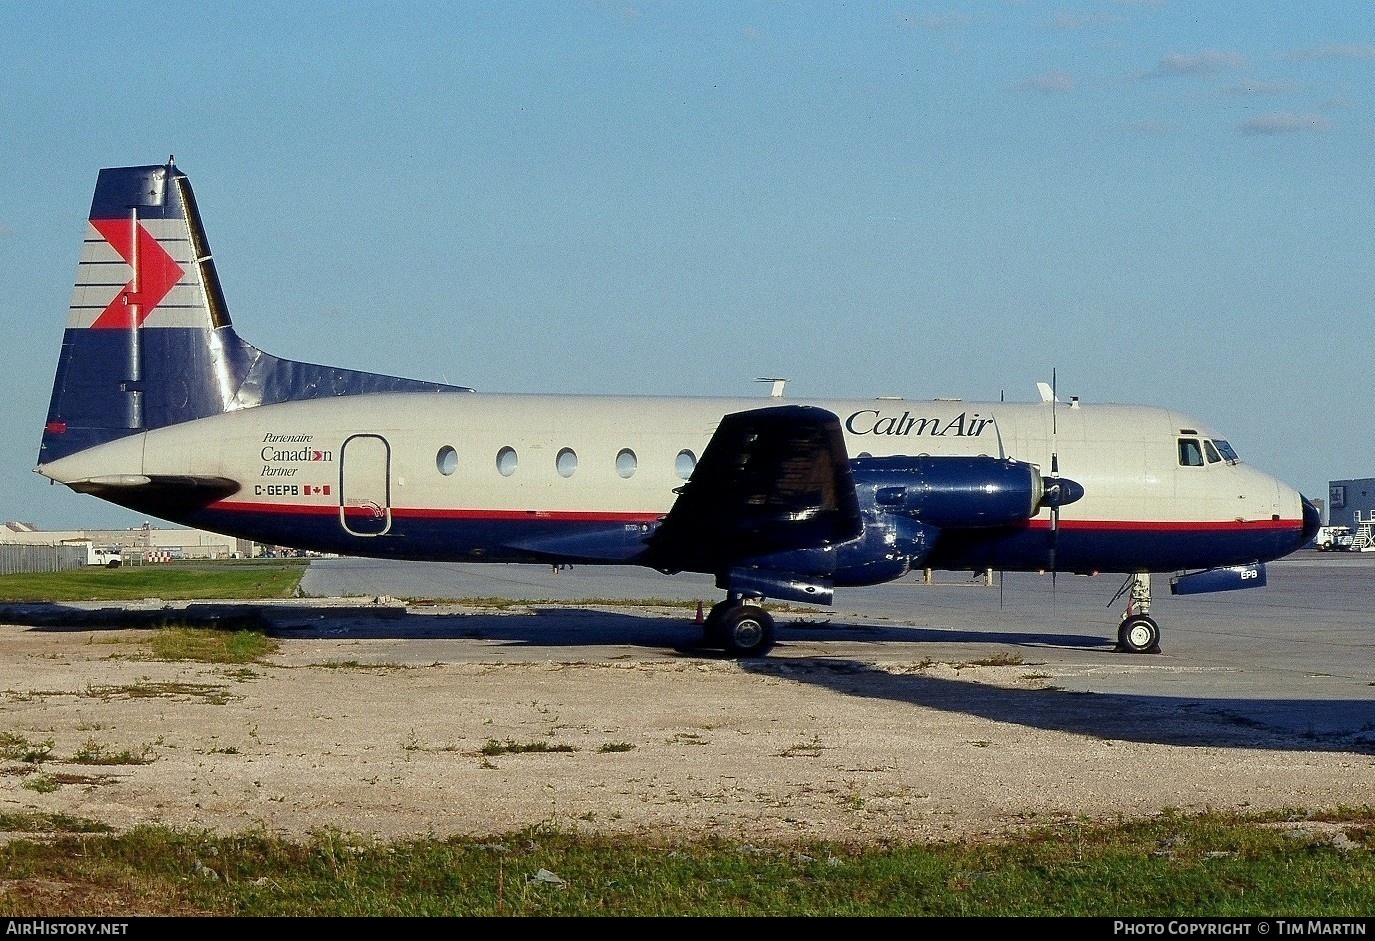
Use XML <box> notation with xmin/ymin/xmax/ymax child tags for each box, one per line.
<box><xmin>179</xmin><ymin>505</ymin><xmax>1303</xmax><ymax>577</ymax></box>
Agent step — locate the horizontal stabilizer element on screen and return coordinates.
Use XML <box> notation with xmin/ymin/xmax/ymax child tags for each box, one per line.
<box><xmin>64</xmin><ymin>474</ymin><xmax>241</xmax><ymax>516</ymax></box>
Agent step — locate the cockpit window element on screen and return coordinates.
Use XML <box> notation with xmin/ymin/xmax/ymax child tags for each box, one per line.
<box><xmin>1213</xmin><ymin>439</ymin><xmax>1239</xmax><ymax>463</ymax></box>
<box><xmin>1203</xmin><ymin>440</ymin><xmax>1221</xmax><ymax>464</ymax></box>
<box><xmin>1178</xmin><ymin>438</ymin><xmax>1204</xmax><ymax>467</ymax></box>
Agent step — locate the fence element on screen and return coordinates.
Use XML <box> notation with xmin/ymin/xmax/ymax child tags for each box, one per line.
<box><xmin>0</xmin><ymin>543</ymin><xmax>88</xmax><ymax>575</ymax></box>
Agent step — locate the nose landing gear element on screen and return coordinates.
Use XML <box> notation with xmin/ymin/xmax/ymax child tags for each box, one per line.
<box><xmin>1113</xmin><ymin>572</ymin><xmax>1161</xmax><ymax>654</ymax></box>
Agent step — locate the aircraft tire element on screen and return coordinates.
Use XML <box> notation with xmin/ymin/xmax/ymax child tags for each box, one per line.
<box><xmin>1117</xmin><ymin>615</ymin><xmax>1160</xmax><ymax>654</ymax></box>
<box><xmin>719</xmin><ymin>605</ymin><xmax>776</xmax><ymax>658</ymax></box>
<box><xmin>701</xmin><ymin>600</ymin><xmax>732</xmax><ymax>646</ymax></box>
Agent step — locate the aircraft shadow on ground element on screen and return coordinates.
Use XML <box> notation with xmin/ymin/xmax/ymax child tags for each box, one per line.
<box><xmin>1</xmin><ymin>601</ymin><xmax>1102</xmax><ymax>649</ymax></box>
<box><xmin>6</xmin><ymin>602</ymin><xmax>1372</xmax><ymax>755</ymax></box>
<box><xmin>739</xmin><ymin>658</ymin><xmax>1375</xmax><ymax>756</ymax></box>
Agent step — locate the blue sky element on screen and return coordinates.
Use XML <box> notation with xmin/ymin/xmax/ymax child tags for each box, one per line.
<box><xmin>2</xmin><ymin>1</ymin><xmax>1371</xmax><ymax>531</ymax></box>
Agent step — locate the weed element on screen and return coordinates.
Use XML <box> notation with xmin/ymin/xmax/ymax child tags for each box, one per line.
<box><xmin>778</xmin><ymin>735</ymin><xmax>825</xmax><ymax>758</ymax></box>
<box><xmin>0</xmin><ymin>811</ymin><xmax>111</xmax><ymax>833</ymax></box>
<box><xmin>21</xmin><ymin>773</ymin><xmax>59</xmax><ymax>794</ymax></box>
<box><xmin>0</xmin><ymin>732</ymin><xmax>55</xmax><ymax>764</ymax></box>
<box><xmin>85</xmin><ymin>681</ymin><xmax>238</xmax><ymax>706</ymax></box>
<box><xmin>71</xmin><ymin>738</ymin><xmax>157</xmax><ymax>766</ymax></box>
<box><xmin>479</xmin><ymin>739</ymin><xmax>576</xmax><ymax>756</ymax></box>
<box><xmin>961</xmin><ymin>652</ymin><xmax>1025</xmax><ymax>668</ymax></box>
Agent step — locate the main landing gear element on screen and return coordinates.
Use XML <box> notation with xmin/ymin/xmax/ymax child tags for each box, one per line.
<box><xmin>1113</xmin><ymin>572</ymin><xmax>1161</xmax><ymax>654</ymax></box>
<box><xmin>700</xmin><ymin>593</ymin><xmax>777</xmax><ymax>658</ymax></box>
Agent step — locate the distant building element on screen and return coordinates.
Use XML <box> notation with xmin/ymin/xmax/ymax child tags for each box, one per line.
<box><xmin>1327</xmin><ymin>479</ymin><xmax>1375</xmax><ymax>532</ymax></box>
<box><xmin>1</xmin><ymin>521</ymin><xmax>248</xmax><ymax>562</ymax></box>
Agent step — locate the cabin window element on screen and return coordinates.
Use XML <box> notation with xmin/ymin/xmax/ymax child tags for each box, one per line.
<box><xmin>496</xmin><ymin>446</ymin><xmax>518</xmax><ymax>477</ymax></box>
<box><xmin>556</xmin><ymin>448</ymin><xmax>577</xmax><ymax>478</ymax></box>
<box><xmin>675</xmin><ymin>449</ymin><xmax>697</xmax><ymax>480</ymax></box>
<box><xmin>615</xmin><ymin>448</ymin><xmax>637</xmax><ymax>479</ymax></box>
<box><xmin>436</xmin><ymin>446</ymin><xmax>457</xmax><ymax>476</ymax></box>
<box><xmin>1178</xmin><ymin>438</ymin><xmax>1204</xmax><ymax>467</ymax></box>
<box><xmin>1203</xmin><ymin>440</ymin><xmax>1222</xmax><ymax>464</ymax></box>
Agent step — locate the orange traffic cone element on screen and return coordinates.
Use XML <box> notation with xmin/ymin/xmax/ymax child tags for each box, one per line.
<box><xmin>695</xmin><ymin>600</ymin><xmax>704</xmax><ymax>624</ymax></box>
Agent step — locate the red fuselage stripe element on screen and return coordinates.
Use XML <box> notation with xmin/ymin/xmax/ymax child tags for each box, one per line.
<box><xmin>213</xmin><ymin>501</ymin><xmax>662</xmax><ymax>523</ymax></box>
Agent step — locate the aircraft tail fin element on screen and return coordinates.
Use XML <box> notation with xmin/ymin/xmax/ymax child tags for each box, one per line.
<box><xmin>39</xmin><ymin>158</ymin><xmax>469</xmax><ymax>465</ymax></box>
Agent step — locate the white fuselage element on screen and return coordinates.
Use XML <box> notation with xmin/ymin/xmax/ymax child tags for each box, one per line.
<box><xmin>39</xmin><ymin>390</ymin><xmax>1307</xmax><ymax>576</ymax></box>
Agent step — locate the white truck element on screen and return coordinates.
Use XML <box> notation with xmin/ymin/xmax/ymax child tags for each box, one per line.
<box><xmin>63</xmin><ymin>539</ymin><xmax>123</xmax><ymax>567</ymax></box>
<box><xmin>1313</xmin><ymin>526</ymin><xmax>1355</xmax><ymax>551</ymax></box>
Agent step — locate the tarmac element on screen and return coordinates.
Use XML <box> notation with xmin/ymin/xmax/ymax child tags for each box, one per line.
<box><xmin>290</xmin><ymin>551</ymin><xmax>1375</xmax><ymax>746</ymax></box>
<box><xmin>3</xmin><ymin>549</ymin><xmax>1370</xmax><ymax>750</ymax></box>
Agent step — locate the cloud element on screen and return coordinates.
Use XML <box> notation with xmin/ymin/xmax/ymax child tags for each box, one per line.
<box><xmin>1238</xmin><ymin>112</ymin><xmax>1334</xmax><ymax>135</ymax></box>
<box><xmin>1215</xmin><ymin>80</ymin><xmax>1299</xmax><ymax>97</ymax></box>
<box><xmin>593</xmin><ymin>2</ymin><xmax>641</xmax><ymax>22</ymax></box>
<box><xmin>1149</xmin><ymin>49</ymin><xmax>1247</xmax><ymax>77</ymax></box>
<box><xmin>1285</xmin><ymin>43</ymin><xmax>1375</xmax><ymax>61</ymax></box>
<box><xmin>1011</xmin><ymin>69</ymin><xmax>1075</xmax><ymax>93</ymax></box>
<box><xmin>891</xmin><ymin>10</ymin><xmax>972</xmax><ymax>30</ymax></box>
<box><xmin>1118</xmin><ymin>120</ymin><xmax>1175</xmax><ymax>135</ymax></box>
<box><xmin>1044</xmin><ymin>11</ymin><xmax>1124</xmax><ymax>30</ymax></box>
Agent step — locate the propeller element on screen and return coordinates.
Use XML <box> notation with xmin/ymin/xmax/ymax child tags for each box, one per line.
<box><xmin>1048</xmin><ymin>452</ymin><xmax>1062</xmax><ymax>588</ymax></box>
<box><xmin>1048</xmin><ymin>369</ymin><xmax>1060</xmax><ymax>590</ymax></box>
<box><xmin>1039</xmin><ymin>369</ymin><xmax>1085</xmax><ymax>588</ymax></box>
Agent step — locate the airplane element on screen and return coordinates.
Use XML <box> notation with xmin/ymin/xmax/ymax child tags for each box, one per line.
<box><xmin>35</xmin><ymin>159</ymin><xmax>1321</xmax><ymax>658</ymax></box>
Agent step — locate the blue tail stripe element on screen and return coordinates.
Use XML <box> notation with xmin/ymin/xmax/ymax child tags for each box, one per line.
<box><xmin>88</xmin><ymin>165</ymin><xmax>186</xmax><ymax>221</ymax></box>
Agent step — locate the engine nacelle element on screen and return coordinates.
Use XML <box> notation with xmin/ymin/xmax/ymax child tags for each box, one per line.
<box><xmin>851</xmin><ymin>455</ymin><xmax>1055</xmax><ymax>528</ymax></box>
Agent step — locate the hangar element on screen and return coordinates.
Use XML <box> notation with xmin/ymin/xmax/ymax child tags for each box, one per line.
<box><xmin>1325</xmin><ymin>478</ymin><xmax>1375</xmax><ymax>551</ymax></box>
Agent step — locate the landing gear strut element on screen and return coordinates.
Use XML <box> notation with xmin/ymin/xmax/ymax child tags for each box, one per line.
<box><xmin>1113</xmin><ymin>572</ymin><xmax>1161</xmax><ymax>654</ymax></box>
<box><xmin>701</xmin><ymin>593</ymin><xmax>777</xmax><ymax>658</ymax></box>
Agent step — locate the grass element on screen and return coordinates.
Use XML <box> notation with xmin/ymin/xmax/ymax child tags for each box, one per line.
<box><xmin>0</xmin><ymin>561</ymin><xmax>307</xmax><ymax>602</ymax></box>
<box><xmin>148</xmin><ymin>625</ymin><xmax>279</xmax><ymax>663</ymax></box>
<box><xmin>0</xmin><ymin>811</ymin><xmax>1372</xmax><ymax>916</ymax></box>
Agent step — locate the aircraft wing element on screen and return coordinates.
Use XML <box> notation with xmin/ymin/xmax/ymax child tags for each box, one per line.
<box><xmin>645</xmin><ymin>405</ymin><xmax>862</xmax><ymax>574</ymax></box>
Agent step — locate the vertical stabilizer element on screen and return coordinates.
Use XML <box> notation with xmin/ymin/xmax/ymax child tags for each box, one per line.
<box><xmin>39</xmin><ymin>159</ymin><xmax>469</xmax><ymax>466</ymax></box>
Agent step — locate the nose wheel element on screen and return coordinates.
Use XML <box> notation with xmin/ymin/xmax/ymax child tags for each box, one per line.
<box><xmin>1117</xmin><ymin>614</ymin><xmax>1160</xmax><ymax>654</ymax></box>
<box><xmin>1113</xmin><ymin>573</ymin><xmax>1161</xmax><ymax>654</ymax></box>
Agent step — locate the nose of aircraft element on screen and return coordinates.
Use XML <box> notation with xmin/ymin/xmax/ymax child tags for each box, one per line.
<box><xmin>1300</xmin><ymin>495</ymin><xmax>1321</xmax><ymax>546</ymax></box>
